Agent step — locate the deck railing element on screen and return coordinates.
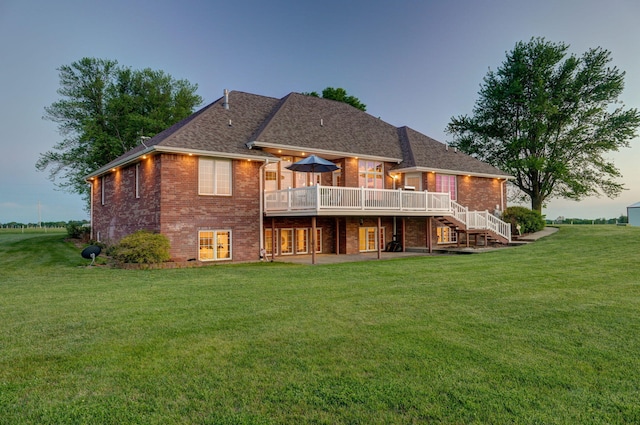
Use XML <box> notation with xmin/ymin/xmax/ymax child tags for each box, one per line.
<box><xmin>264</xmin><ymin>185</ymin><xmax>452</xmax><ymax>214</ymax></box>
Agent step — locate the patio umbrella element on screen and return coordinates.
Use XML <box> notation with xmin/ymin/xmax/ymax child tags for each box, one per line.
<box><xmin>285</xmin><ymin>155</ymin><xmax>339</xmax><ymax>173</ymax></box>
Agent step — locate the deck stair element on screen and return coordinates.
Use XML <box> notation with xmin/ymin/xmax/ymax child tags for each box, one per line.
<box><xmin>438</xmin><ymin>200</ymin><xmax>511</xmax><ymax>245</ymax></box>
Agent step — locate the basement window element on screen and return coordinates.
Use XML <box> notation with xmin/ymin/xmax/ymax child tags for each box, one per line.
<box><xmin>436</xmin><ymin>226</ymin><xmax>457</xmax><ymax>244</ymax></box>
<box><xmin>199</xmin><ymin>230</ymin><xmax>232</xmax><ymax>261</ymax></box>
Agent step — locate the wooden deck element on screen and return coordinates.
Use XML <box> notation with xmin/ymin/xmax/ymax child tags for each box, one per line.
<box><xmin>264</xmin><ymin>185</ymin><xmax>512</xmax><ymax>244</ymax></box>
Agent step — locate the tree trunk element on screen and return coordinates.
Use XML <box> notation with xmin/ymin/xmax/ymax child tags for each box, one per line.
<box><xmin>531</xmin><ymin>195</ymin><xmax>544</xmax><ymax>215</ymax></box>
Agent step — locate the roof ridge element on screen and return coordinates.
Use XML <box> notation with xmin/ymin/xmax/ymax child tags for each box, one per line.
<box><xmin>150</xmin><ymin>100</ymin><xmax>219</xmax><ymax>147</ymax></box>
<box><xmin>396</xmin><ymin>126</ymin><xmax>415</xmax><ymax>168</ymax></box>
<box><xmin>155</xmin><ymin>90</ymin><xmax>281</xmax><ymax>148</ymax></box>
<box><xmin>249</xmin><ymin>92</ymin><xmax>294</xmax><ymax>141</ymax></box>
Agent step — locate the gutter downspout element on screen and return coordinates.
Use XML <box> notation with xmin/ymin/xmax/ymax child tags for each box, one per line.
<box><xmin>88</xmin><ymin>181</ymin><xmax>94</xmax><ymax>241</ymax></box>
<box><xmin>500</xmin><ymin>179</ymin><xmax>506</xmax><ymax>211</ymax></box>
<box><xmin>259</xmin><ymin>159</ymin><xmax>270</xmax><ymax>260</ymax></box>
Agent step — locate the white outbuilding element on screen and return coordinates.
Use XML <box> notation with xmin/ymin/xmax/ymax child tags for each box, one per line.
<box><xmin>628</xmin><ymin>202</ymin><xmax>640</xmax><ymax>226</ymax></box>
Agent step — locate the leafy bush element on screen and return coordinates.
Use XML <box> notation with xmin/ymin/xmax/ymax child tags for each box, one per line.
<box><xmin>502</xmin><ymin>206</ymin><xmax>545</xmax><ymax>235</ymax></box>
<box><xmin>66</xmin><ymin>221</ymin><xmax>90</xmax><ymax>240</ymax></box>
<box><xmin>111</xmin><ymin>230</ymin><xmax>170</xmax><ymax>264</ymax></box>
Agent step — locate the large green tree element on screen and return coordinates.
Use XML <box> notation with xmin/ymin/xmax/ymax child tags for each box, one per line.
<box><xmin>447</xmin><ymin>38</ymin><xmax>640</xmax><ymax>213</ymax></box>
<box><xmin>37</xmin><ymin>57</ymin><xmax>202</xmax><ymax>202</ymax></box>
<box><xmin>304</xmin><ymin>87</ymin><xmax>366</xmax><ymax>111</ymax></box>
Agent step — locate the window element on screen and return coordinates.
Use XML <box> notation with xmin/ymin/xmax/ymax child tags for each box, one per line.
<box><xmin>332</xmin><ymin>169</ymin><xmax>342</xmax><ymax>187</ymax></box>
<box><xmin>199</xmin><ymin>230</ymin><xmax>232</xmax><ymax>261</ymax></box>
<box><xmin>280</xmin><ymin>228</ymin><xmax>293</xmax><ymax>255</ymax></box>
<box><xmin>295</xmin><ymin>228</ymin><xmax>308</xmax><ymax>254</ymax></box>
<box><xmin>265</xmin><ymin>163</ymin><xmax>278</xmax><ymax>191</ymax></box>
<box><xmin>266</xmin><ymin>227</ymin><xmax>322</xmax><ymax>256</ymax></box>
<box><xmin>295</xmin><ymin>170</ymin><xmax>308</xmax><ymax>187</ymax></box>
<box><xmin>199</xmin><ymin>158</ymin><xmax>232</xmax><ymax>195</ymax></box>
<box><xmin>436</xmin><ymin>174</ymin><xmax>457</xmax><ymax>200</ymax></box>
<box><xmin>101</xmin><ymin>176</ymin><xmax>106</xmax><ymax>205</ymax></box>
<box><xmin>358</xmin><ymin>227</ymin><xmax>385</xmax><ymax>252</ymax></box>
<box><xmin>280</xmin><ymin>157</ymin><xmax>293</xmax><ymax>188</ymax></box>
<box><xmin>436</xmin><ymin>226</ymin><xmax>457</xmax><ymax>244</ymax></box>
<box><xmin>279</xmin><ymin>156</ymin><xmax>314</xmax><ymax>188</ymax></box>
<box><xmin>315</xmin><ymin>228</ymin><xmax>322</xmax><ymax>253</ymax></box>
<box><xmin>135</xmin><ymin>163</ymin><xmax>140</xmax><ymax>199</ymax></box>
<box><xmin>265</xmin><ymin>229</ymin><xmax>276</xmax><ymax>255</ymax></box>
<box><xmin>405</xmin><ymin>173</ymin><xmax>422</xmax><ymax>190</ymax></box>
<box><xmin>358</xmin><ymin>160</ymin><xmax>383</xmax><ymax>189</ymax></box>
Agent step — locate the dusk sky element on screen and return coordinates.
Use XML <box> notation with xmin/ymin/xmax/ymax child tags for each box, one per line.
<box><xmin>2</xmin><ymin>0</ymin><xmax>639</xmax><ymax>223</ymax></box>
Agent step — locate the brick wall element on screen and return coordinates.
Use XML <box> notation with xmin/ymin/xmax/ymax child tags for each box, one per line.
<box><xmin>91</xmin><ymin>154</ymin><xmax>161</xmax><ymax>246</ymax></box>
<box><xmin>422</xmin><ymin>172</ymin><xmax>504</xmax><ymax>213</ymax></box>
<box><xmin>91</xmin><ymin>153</ymin><xmax>263</xmax><ymax>263</ymax></box>
<box><xmin>91</xmin><ymin>155</ymin><xmax>507</xmax><ymax>262</ymax></box>
<box><xmin>158</xmin><ymin>155</ymin><xmax>262</xmax><ymax>262</ymax></box>
<box><xmin>457</xmin><ymin>176</ymin><xmax>504</xmax><ymax>213</ymax></box>
<box><xmin>403</xmin><ymin>217</ymin><xmax>427</xmax><ymax>248</ymax></box>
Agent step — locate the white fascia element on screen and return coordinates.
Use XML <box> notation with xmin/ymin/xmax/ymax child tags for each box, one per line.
<box><xmin>84</xmin><ymin>145</ymin><xmax>277</xmax><ymax>181</ymax></box>
<box><xmin>393</xmin><ymin>166</ymin><xmax>514</xmax><ymax>180</ymax></box>
<box><xmin>247</xmin><ymin>141</ymin><xmax>402</xmax><ymax>164</ymax></box>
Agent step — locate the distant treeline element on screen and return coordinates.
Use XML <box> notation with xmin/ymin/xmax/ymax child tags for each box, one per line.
<box><xmin>0</xmin><ymin>220</ymin><xmax>89</xmax><ymax>229</ymax></box>
<box><xmin>548</xmin><ymin>216</ymin><xmax>628</xmax><ymax>225</ymax></box>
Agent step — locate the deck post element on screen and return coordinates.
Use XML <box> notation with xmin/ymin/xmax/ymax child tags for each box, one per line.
<box><xmin>335</xmin><ymin>218</ymin><xmax>340</xmax><ymax>255</ymax></box>
<box><xmin>271</xmin><ymin>218</ymin><xmax>276</xmax><ymax>261</ymax></box>
<box><xmin>311</xmin><ymin>216</ymin><xmax>317</xmax><ymax>265</ymax></box>
<box><xmin>427</xmin><ymin>217</ymin><xmax>433</xmax><ymax>254</ymax></box>
<box><xmin>401</xmin><ymin>217</ymin><xmax>406</xmax><ymax>252</ymax></box>
<box><xmin>377</xmin><ymin>216</ymin><xmax>382</xmax><ymax>260</ymax></box>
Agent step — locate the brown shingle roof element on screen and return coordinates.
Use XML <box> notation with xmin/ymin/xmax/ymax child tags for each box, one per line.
<box><xmin>251</xmin><ymin>93</ymin><xmax>403</xmax><ymax>160</ymax></box>
<box><xmin>397</xmin><ymin>127</ymin><xmax>510</xmax><ymax>177</ymax></box>
<box><xmin>154</xmin><ymin>91</ymin><xmax>281</xmax><ymax>155</ymax></box>
<box><xmin>88</xmin><ymin>91</ymin><xmax>510</xmax><ymax>179</ymax></box>
<box><xmin>88</xmin><ymin>91</ymin><xmax>281</xmax><ymax>176</ymax></box>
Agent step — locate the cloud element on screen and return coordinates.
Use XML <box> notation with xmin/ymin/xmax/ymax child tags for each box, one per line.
<box><xmin>0</xmin><ymin>202</ymin><xmax>21</xmax><ymax>209</ymax></box>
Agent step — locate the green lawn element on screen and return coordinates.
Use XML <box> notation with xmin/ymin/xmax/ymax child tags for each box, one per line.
<box><xmin>1</xmin><ymin>226</ymin><xmax>639</xmax><ymax>424</ymax></box>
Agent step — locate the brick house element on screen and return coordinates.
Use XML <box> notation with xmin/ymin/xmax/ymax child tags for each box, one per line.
<box><xmin>86</xmin><ymin>90</ymin><xmax>512</xmax><ymax>264</ymax></box>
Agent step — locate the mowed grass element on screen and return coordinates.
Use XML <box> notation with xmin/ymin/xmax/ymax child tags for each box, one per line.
<box><xmin>0</xmin><ymin>226</ymin><xmax>639</xmax><ymax>424</ymax></box>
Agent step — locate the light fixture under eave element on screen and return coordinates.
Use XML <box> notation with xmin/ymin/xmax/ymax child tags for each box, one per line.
<box><xmin>111</xmin><ymin>168</ymin><xmax>116</xmax><ymax>172</ymax></box>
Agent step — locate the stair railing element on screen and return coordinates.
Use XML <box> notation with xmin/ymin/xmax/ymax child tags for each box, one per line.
<box><xmin>448</xmin><ymin>200</ymin><xmax>511</xmax><ymax>243</ymax></box>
